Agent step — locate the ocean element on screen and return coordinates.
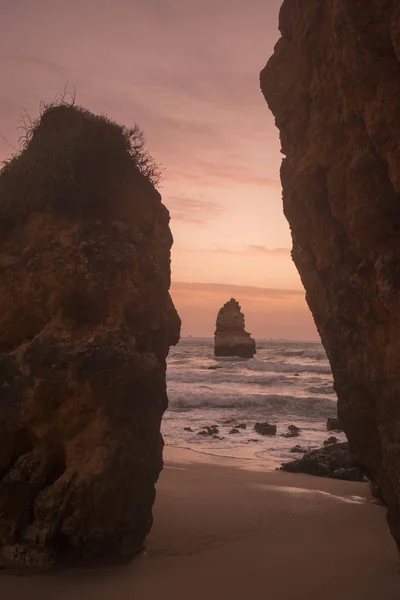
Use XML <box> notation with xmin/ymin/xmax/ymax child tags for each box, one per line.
<box><xmin>163</xmin><ymin>338</ymin><xmax>345</xmax><ymax>468</ymax></box>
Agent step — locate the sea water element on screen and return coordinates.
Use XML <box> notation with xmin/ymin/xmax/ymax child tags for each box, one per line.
<box><xmin>163</xmin><ymin>338</ymin><xmax>345</xmax><ymax>468</ymax></box>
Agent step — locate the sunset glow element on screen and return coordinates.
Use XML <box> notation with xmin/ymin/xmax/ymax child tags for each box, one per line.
<box><xmin>0</xmin><ymin>0</ymin><xmax>318</xmax><ymax>340</ymax></box>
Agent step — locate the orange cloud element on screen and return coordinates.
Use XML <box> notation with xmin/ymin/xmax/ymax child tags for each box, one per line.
<box><xmin>173</xmin><ymin>246</ymin><xmax>291</xmax><ymax>256</ymax></box>
<box><xmin>167</xmin><ymin>166</ymin><xmax>280</xmax><ymax>188</ymax></box>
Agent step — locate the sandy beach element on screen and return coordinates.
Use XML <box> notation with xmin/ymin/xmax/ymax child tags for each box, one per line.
<box><xmin>2</xmin><ymin>446</ymin><xmax>399</xmax><ymax>600</ymax></box>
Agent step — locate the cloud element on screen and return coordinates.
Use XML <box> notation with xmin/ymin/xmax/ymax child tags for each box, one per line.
<box><xmin>171</xmin><ymin>281</ymin><xmax>304</xmax><ymax>301</ymax></box>
<box><xmin>165</xmin><ymin>196</ymin><xmax>225</xmax><ymax>224</ymax></box>
<box><xmin>167</xmin><ymin>163</ymin><xmax>280</xmax><ymax>188</ymax></box>
<box><xmin>247</xmin><ymin>245</ymin><xmax>290</xmax><ymax>256</ymax></box>
<box><xmin>173</xmin><ymin>246</ymin><xmax>291</xmax><ymax>257</ymax></box>
<box><xmin>15</xmin><ymin>54</ymin><xmax>69</xmax><ymax>78</ymax></box>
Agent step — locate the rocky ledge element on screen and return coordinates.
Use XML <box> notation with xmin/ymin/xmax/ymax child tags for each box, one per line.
<box><xmin>214</xmin><ymin>298</ymin><xmax>256</xmax><ymax>358</ymax></box>
<box><xmin>0</xmin><ymin>103</ymin><xmax>180</xmax><ymax>571</ymax></box>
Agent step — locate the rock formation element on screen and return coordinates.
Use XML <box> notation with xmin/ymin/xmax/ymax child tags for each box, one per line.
<box><xmin>281</xmin><ymin>443</ymin><xmax>366</xmax><ymax>482</ymax></box>
<box><xmin>214</xmin><ymin>299</ymin><xmax>256</xmax><ymax>358</ymax></box>
<box><xmin>254</xmin><ymin>422</ymin><xmax>276</xmax><ymax>436</ymax></box>
<box><xmin>0</xmin><ymin>103</ymin><xmax>180</xmax><ymax>571</ymax></box>
<box><xmin>261</xmin><ymin>1</ymin><xmax>400</xmax><ymax>548</ymax></box>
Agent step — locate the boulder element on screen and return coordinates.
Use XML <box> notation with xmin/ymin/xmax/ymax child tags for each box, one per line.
<box><xmin>254</xmin><ymin>422</ymin><xmax>277</xmax><ymax>436</ymax></box>
<box><xmin>324</xmin><ymin>436</ymin><xmax>339</xmax><ymax>446</ymax></box>
<box><xmin>261</xmin><ymin>0</ymin><xmax>400</xmax><ymax>547</ymax></box>
<box><xmin>0</xmin><ymin>104</ymin><xmax>180</xmax><ymax>571</ymax></box>
<box><xmin>290</xmin><ymin>445</ymin><xmax>309</xmax><ymax>454</ymax></box>
<box><xmin>281</xmin><ymin>425</ymin><xmax>301</xmax><ymax>438</ymax></box>
<box><xmin>229</xmin><ymin>428</ymin><xmax>240</xmax><ymax>435</ymax></box>
<box><xmin>198</xmin><ymin>426</ymin><xmax>219</xmax><ymax>436</ymax></box>
<box><xmin>289</xmin><ymin>425</ymin><xmax>301</xmax><ymax>434</ymax></box>
<box><xmin>214</xmin><ymin>298</ymin><xmax>256</xmax><ymax>358</ymax></box>
<box><xmin>280</xmin><ymin>443</ymin><xmax>365</xmax><ymax>482</ymax></box>
<box><xmin>184</xmin><ymin>427</ymin><xmax>193</xmax><ymax>432</ymax></box>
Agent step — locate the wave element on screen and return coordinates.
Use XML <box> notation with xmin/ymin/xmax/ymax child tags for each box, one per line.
<box><xmin>244</xmin><ymin>358</ymin><xmax>331</xmax><ymax>374</ymax></box>
<box><xmin>167</xmin><ymin>370</ymin><xmax>300</xmax><ymax>386</ymax></box>
<box><xmin>302</xmin><ymin>348</ymin><xmax>327</xmax><ymax>360</ymax></box>
<box><xmin>309</xmin><ymin>385</ymin><xmax>335</xmax><ymax>395</ymax></box>
<box><xmin>167</xmin><ymin>390</ymin><xmax>336</xmax><ymax>417</ymax></box>
<box><xmin>272</xmin><ymin>347</ymin><xmax>327</xmax><ymax>361</ymax></box>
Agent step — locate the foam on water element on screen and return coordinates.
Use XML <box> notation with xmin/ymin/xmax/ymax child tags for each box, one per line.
<box><xmin>163</xmin><ymin>338</ymin><xmax>344</xmax><ymax>468</ymax></box>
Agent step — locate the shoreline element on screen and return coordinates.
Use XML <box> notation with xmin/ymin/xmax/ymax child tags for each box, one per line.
<box><xmin>2</xmin><ymin>447</ymin><xmax>399</xmax><ymax>599</ymax></box>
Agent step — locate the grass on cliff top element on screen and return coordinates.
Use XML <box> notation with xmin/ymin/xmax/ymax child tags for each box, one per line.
<box><xmin>0</xmin><ymin>99</ymin><xmax>162</xmax><ymax>234</ymax></box>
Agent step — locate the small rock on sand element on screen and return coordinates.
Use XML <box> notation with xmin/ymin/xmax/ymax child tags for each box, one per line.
<box><xmin>254</xmin><ymin>422</ymin><xmax>277</xmax><ymax>436</ymax></box>
<box><xmin>324</xmin><ymin>436</ymin><xmax>339</xmax><ymax>446</ymax></box>
<box><xmin>290</xmin><ymin>445</ymin><xmax>308</xmax><ymax>453</ymax></box>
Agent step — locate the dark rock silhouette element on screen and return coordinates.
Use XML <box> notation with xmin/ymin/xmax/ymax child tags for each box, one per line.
<box><xmin>254</xmin><ymin>422</ymin><xmax>277</xmax><ymax>436</ymax></box>
<box><xmin>214</xmin><ymin>298</ymin><xmax>256</xmax><ymax>358</ymax></box>
<box><xmin>290</xmin><ymin>445</ymin><xmax>309</xmax><ymax>454</ymax></box>
<box><xmin>324</xmin><ymin>436</ymin><xmax>339</xmax><ymax>446</ymax></box>
<box><xmin>199</xmin><ymin>426</ymin><xmax>219</xmax><ymax>436</ymax></box>
<box><xmin>261</xmin><ymin>0</ymin><xmax>400</xmax><ymax>548</ymax></box>
<box><xmin>0</xmin><ymin>104</ymin><xmax>180</xmax><ymax>571</ymax></box>
<box><xmin>327</xmin><ymin>417</ymin><xmax>343</xmax><ymax>432</ymax></box>
<box><xmin>281</xmin><ymin>443</ymin><xmax>365</xmax><ymax>482</ymax></box>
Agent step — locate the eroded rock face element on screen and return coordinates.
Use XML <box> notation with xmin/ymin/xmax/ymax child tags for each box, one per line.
<box><xmin>0</xmin><ymin>104</ymin><xmax>180</xmax><ymax>571</ymax></box>
<box><xmin>214</xmin><ymin>298</ymin><xmax>256</xmax><ymax>358</ymax></box>
<box><xmin>261</xmin><ymin>1</ymin><xmax>400</xmax><ymax>548</ymax></box>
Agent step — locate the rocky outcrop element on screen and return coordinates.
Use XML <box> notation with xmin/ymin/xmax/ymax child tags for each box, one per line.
<box><xmin>281</xmin><ymin>443</ymin><xmax>366</xmax><ymax>482</ymax></box>
<box><xmin>0</xmin><ymin>103</ymin><xmax>180</xmax><ymax>571</ymax></box>
<box><xmin>214</xmin><ymin>298</ymin><xmax>256</xmax><ymax>358</ymax></box>
<box><xmin>261</xmin><ymin>1</ymin><xmax>400</xmax><ymax>548</ymax></box>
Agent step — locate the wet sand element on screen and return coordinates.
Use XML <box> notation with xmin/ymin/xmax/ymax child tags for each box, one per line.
<box><xmin>2</xmin><ymin>446</ymin><xmax>400</xmax><ymax>599</ymax></box>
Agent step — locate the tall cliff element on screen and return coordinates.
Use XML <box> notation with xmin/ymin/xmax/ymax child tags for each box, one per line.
<box><xmin>214</xmin><ymin>298</ymin><xmax>256</xmax><ymax>358</ymax></box>
<box><xmin>261</xmin><ymin>1</ymin><xmax>400</xmax><ymax>549</ymax></box>
<box><xmin>0</xmin><ymin>104</ymin><xmax>180</xmax><ymax>571</ymax></box>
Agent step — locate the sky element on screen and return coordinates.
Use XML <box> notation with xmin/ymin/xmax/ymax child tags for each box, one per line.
<box><xmin>0</xmin><ymin>0</ymin><xmax>318</xmax><ymax>340</ymax></box>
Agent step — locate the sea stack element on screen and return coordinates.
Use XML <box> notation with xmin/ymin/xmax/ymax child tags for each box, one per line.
<box><xmin>214</xmin><ymin>298</ymin><xmax>256</xmax><ymax>358</ymax></box>
<box><xmin>0</xmin><ymin>103</ymin><xmax>180</xmax><ymax>571</ymax></box>
<box><xmin>261</xmin><ymin>1</ymin><xmax>400</xmax><ymax>549</ymax></box>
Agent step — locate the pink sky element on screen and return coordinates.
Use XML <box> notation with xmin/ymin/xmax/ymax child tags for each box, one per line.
<box><xmin>0</xmin><ymin>0</ymin><xmax>318</xmax><ymax>340</ymax></box>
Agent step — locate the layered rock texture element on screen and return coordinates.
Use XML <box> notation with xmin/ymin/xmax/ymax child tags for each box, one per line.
<box><xmin>0</xmin><ymin>104</ymin><xmax>180</xmax><ymax>571</ymax></box>
<box><xmin>214</xmin><ymin>299</ymin><xmax>256</xmax><ymax>358</ymax></box>
<box><xmin>261</xmin><ymin>1</ymin><xmax>400</xmax><ymax>549</ymax></box>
